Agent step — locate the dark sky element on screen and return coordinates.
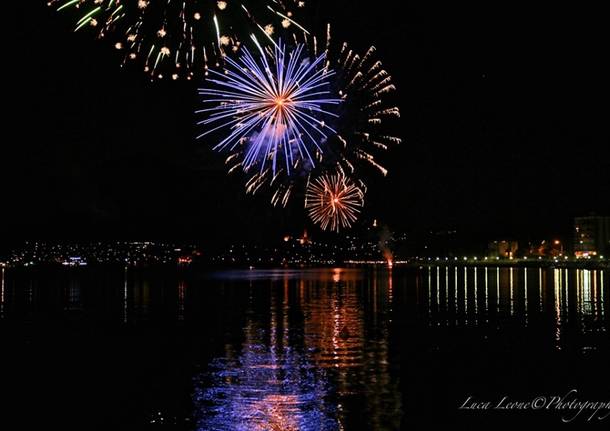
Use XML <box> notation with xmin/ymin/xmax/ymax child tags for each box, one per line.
<box><xmin>5</xmin><ymin>1</ymin><xmax>609</xmax><ymax>245</ymax></box>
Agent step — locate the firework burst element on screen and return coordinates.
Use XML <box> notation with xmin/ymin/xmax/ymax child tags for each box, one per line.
<box><xmin>196</xmin><ymin>38</ymin><xmax>342</xmax><ymax>176</ymax></box>
<box><xmin>305</xmin><ymin>172</ymin><xmax>365</xmax><ymax>232</ymax></box>
<box><xmin>207</xmin><ymin>26</ymin><xmax>401</xmax><ymax>209</ymax></box>
<box><xmin>316</xmin><ymin>25</ymin><xmax>402</xmax><ymax>178</ymax></box>
<box><xmin>48</xmin><ymin>0</ymin><xmax>308</xmax><ymax>79</ymax></box>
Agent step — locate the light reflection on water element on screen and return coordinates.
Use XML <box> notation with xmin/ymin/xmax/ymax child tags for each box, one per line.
<box><xmin>191</xmin><ymin>266</ymin><xmax>607</xmax><ymax>429</ymax></box>
<box><xmin>194</xmin><ymin>268</ymin><xmax>401</xmax><ymax>430</ymax></box>
<box><xmin>420</xmin><ymin>266</ymin><xmax>607</xmax><ymax>351</ymax></box>
<box><xmin>1</xmin><ymin>267</ymin><xmax>5</xmax><ymax>318</ymax></box>
<box><xmin>422</xmin><ymin>267</ymin><xmax>605</xmax><ymax>319</ymax></box>
<box><xmin>193</xmin><ymin>302</ymin><xmax>339</xmax><ymax>431</ymax></box>
<box><xmin>207</xmin><ymin>268</ymin><xmax>365</xmax><ymax>282</ymax></box>
<box><xmin>0</xmin><ymin>265</ymin><xmax>608</xmax><ymax>428</ymax></box>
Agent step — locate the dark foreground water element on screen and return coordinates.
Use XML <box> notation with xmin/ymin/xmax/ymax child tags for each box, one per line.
<box><xmin>1</xmin><ymin>265</ymin><xmax>608</xmax><ymax>429</ymax></box>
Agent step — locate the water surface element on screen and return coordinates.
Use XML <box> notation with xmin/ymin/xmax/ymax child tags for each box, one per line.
<box><xmin>0</xmin><ymin>266</ymin><xmax>608</xmax><ymax>429</ymax></box>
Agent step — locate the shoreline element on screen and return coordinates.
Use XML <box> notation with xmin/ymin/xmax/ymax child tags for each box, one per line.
<box><xmin>2</xmin><ymin>259</ymin><xmax>608</xmax><ymax>271</ymax></box>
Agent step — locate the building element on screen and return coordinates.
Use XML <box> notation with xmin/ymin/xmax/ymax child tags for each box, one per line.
<box><xmin>574</xmin><ymin>215</ymin><xmax>610</xmax><ymax>258</ymax></box>
<box><xmin>526</xmin><ymin>239</ymin><xmax>564</xmax><ymax>258</ymax></box>
<box><xmin>488</xmin><ymin>240</ymin><xmax>518</xmax><ymax>259</ymax></box>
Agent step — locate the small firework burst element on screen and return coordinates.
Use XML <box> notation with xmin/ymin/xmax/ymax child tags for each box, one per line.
<box><xmin>305</xmin><ymin>172</ymin><xmax>365</xmax><ymax>232</ymax></box>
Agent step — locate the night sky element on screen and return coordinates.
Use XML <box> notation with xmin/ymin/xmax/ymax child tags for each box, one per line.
<box><xmin>6</xmin><ymin>1</ymin><xmax>609</xmax><ymax>245</ymax></box>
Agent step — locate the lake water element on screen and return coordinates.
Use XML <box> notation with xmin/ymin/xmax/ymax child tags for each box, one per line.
<box><xmin>0</xmin><ymin>265</ymin><xmax>608</xmax><ymax>429</ymax></box>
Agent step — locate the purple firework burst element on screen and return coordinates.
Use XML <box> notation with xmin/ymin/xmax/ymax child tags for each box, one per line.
<box><xmin>197</xmin><ymin>39</ymin><xmax>342</xmax><ymax>175</ymax></box>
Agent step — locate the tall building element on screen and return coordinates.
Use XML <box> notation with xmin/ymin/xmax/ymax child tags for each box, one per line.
<box><xmin>574</xmin><ymin>215</ymin><xmax>610</xmax><ymax>258</ymax></box>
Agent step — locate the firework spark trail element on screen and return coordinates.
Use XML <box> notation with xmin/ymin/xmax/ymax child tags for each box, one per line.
<box><xmin>305</xmin><ymin>172</ymin><xmax>365</xmax><ymax>232</ymax></box>
<box><xmin>327</xmin><ymin>30</ymin><xmax>401</xmax><ymax>178</ymax></box>
<box><xmin>48</xmin><ymin>0</ymin><xmax>308</xmax><ymax>79</ymax></box>
<box><xmin>197</xmin><ymin>39</ymin><xmax>342</xmax><ymax>175</ymax></box>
